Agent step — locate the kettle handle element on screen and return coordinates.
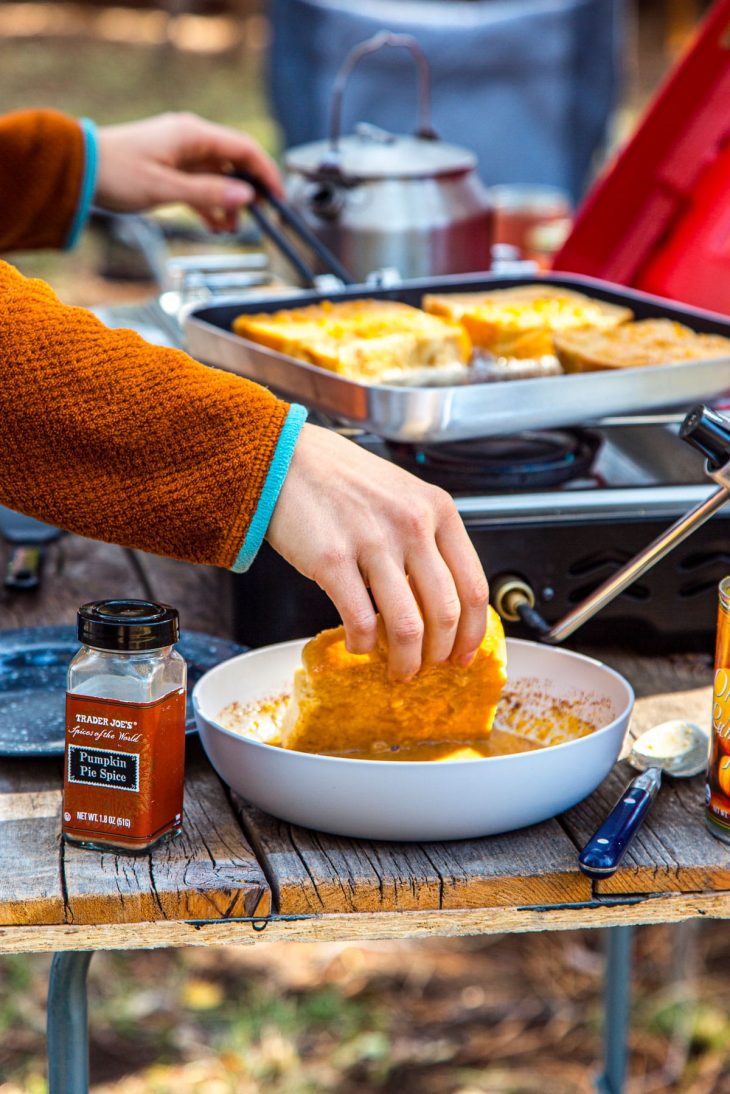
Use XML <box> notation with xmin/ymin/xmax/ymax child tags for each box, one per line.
<box><xmin>327</xmin><ymin>31</ymin><xmax>438</xmax><ymax>158</ymax></box>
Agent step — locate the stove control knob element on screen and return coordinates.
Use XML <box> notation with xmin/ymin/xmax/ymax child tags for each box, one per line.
<box><xmin>492</xmin><ymin>576</ymin><xmax>536</xmax><ymax>623</ymax></box>
<box><xmin>492</xmin><ymin>575</ymin><xmax>553</xmax><ymax>637</ymax></box>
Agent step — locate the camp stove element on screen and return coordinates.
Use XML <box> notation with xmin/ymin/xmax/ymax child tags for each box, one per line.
<box><xmin>92</xmin><ymin>286</ymin><xmax>730</xmax><ymax>654</ymax></box>
<box><xmin>232</xmin><ymin>408</ymin><xmax>730</xmax><ymax>653</ymax></box>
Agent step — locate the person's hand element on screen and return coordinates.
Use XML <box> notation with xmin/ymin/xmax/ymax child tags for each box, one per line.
<box><xmin>94</xmin><ymin>112</ymin><xmax>282</xmax><ymax>232</ymax></box>
<box><xmin>266</xmin><ymin>424</ymin><xmax>490</xmax><ymax>680</ymax></box>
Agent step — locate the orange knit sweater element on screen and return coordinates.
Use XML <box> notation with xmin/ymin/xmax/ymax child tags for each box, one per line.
<box><xmin>0</xmin><ymin>110</ymin><xmax>297</xmax><ymax>570</ymax></box>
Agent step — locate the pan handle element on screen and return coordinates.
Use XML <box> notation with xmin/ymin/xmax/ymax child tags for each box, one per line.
<box><xmin>234</xmin><ymin>171</ymin><xmax>354</xmax><ymax>287</ymax></box>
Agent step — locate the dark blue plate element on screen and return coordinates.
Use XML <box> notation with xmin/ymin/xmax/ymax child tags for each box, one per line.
<box><xmin>0</xmin><ymin>626</ymin><xmax>244</xmax><ymax>757</ymax></box>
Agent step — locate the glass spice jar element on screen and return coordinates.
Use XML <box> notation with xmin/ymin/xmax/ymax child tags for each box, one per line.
<box><xmin>706</xmin><ymin>576</ymin><xmax>730</xmax><ymax>841</ymax></box>
<box><xmin>63</xmin><ymin>599</ymin><xmax>187</xmax><ymax>854</ymax></box>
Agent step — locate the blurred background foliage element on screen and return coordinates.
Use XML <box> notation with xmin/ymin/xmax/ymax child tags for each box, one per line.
<box><xmin>3</xmin><ymin>924</ymin><xmax>730</xmax><ymax>1093</ymax></box>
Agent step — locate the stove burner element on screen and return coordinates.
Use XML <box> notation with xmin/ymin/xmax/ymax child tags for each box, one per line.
<box><xmin>386</xmin><ymin>430</ymin><xmax>603</xmax><ymax>492</ymax></box>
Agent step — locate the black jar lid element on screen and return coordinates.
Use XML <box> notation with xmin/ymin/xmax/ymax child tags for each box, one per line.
<box><xmin>77</xmin><ymin>600</ymin><xmax>180</xmax><ymax>652</ymax></box>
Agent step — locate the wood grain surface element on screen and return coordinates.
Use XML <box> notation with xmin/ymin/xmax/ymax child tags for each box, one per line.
<box><xmin>0</xmin><ymin>538</ymin><xmax>269</xmax><ymax>927</ymax></box>
<box><xmin>0</xmin><ymin>534</ymin><xmax>232</xmax><ymax>638</ymax></box>
<box><xmin>236</xmin><ymin>801</ymin><xmax>592</xmax><ymax>914</ymax></box>
<box><xmin>0</xmin><ymin>535</ymin><xmax>148</xmax><ymax>630</ymax></box>
<box><xmin>63</xmin><ymin>740</ymin><xmax>270</xmax><ymax>925</ymax></box>
<box><xmin>3</xmin><ymin>889</ymin><xmax>730</xmax><ymax>955</ymax></box>
<box><xmin>2</xmin><ymin>532</ymin><xmax>729</xmax><ymax>950</ymax></box>
<box><xmin>0</xmin><ymin>741</ymin><xmax>271</xmax><ymax>927</ymax></box>
<box><xmin>0</xmin><ymin>757</ymin><xmax>65</xmax><ymax>925</ymax></box>
<box><xmin>559</xmin><ymin>651</ymin><xmax>723</xmax><ymax>896</ymax></box>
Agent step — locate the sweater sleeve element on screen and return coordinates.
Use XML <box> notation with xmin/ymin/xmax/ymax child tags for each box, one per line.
<box><xmin>0</xmin><ymin>259</ymin><xmax>305</xmax><ymax>568</ymax></box>
<box><xmin>0</xmin><ymin>110</ymin><xmax>87</xmax><ymax>252</ymax></box>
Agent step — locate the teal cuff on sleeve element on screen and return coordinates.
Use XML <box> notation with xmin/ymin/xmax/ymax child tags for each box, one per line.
<box><xmin>231</xmin><ymin>404</ymin><xmax>308</xmax><ymax>573</ymax></box>
<box><xmin>65</xmin><ymin>118</ymin><xmax>98</xmax><ymax>250</ymax></box>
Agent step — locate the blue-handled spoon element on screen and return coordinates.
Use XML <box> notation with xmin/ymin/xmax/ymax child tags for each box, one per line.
<box><xmin>579</xmin><ymin>720</ymin><xmax>709</xmax><ymax>880</ymax></box>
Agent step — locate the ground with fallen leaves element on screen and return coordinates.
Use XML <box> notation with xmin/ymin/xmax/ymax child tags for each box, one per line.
<box><xmin>2</xmin><ymin>925</ymin><xmax>730</xmax><ymax>1092</ymax></box>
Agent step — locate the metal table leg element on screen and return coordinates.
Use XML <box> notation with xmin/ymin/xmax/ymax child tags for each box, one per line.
<box><xmin>47</xmin><ymin>951</ymin><xmax>94</xmax><ymax>1094</ymax></box>
<box><xmin>596</xmin><ymin>925</ymin><xmax>634</xmax><ymax>1094</ymax></box>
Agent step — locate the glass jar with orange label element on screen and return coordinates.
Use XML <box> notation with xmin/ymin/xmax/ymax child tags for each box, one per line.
<box><xmin>706</xmin><ymin>577</ymin><xmax>730</xmax><ymax>840</ymax></box>
<box><xmin>63</xmin><ymin>599</ymin><xmax>187</xmax><ymax>853</ymax></box>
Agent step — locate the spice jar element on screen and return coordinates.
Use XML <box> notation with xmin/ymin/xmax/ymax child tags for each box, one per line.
<box><xmin>706</xmin><ymin>576</ymin><xmax>730</xmax><ymax>841</ymax></box>
<box><xmin>63</xmin><ymin>599</ymin><xmax>186</xmax><ymax>853</ymax></box>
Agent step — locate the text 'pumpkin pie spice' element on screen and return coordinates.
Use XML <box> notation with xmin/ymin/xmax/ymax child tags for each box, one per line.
<box><xmin>63</xmin><ymin>600</ymin><xmax>187</xmax><ymax>854</ymax></box>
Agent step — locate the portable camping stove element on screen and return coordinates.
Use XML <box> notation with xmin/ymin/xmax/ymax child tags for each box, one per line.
<box><xmin>232</xmin><ymin>411</ymin><xmax>730</xmax><ymax>652</ymax></box>
<box><xmin>93</xmin><ymin>280</ymin><xmax>730</xmax><ymax>654</ymax></box>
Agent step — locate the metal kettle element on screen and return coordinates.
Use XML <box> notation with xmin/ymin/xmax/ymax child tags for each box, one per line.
<box><xmin>282</xmin><ymin>32</ymin><xmax>493</xmax><ymax>283</ymax></box>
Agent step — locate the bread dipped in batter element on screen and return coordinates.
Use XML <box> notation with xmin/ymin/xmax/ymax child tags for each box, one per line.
<box><xmin>281</xmin><ymin>607</ymin><xmax>507</xmax><ymax>756</ymax></box>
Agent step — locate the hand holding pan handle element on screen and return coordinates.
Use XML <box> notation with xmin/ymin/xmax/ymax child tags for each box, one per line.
<box><xmin>505</xmin><ymin>405</ymin><xmax>730</xmax><ymax>644</ymax></box>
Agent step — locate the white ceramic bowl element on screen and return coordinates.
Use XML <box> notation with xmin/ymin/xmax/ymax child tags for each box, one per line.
<box><xmin>193</xmin><ymin>638</ymin><xmax>634</xmax><ymax>841</ymax></box>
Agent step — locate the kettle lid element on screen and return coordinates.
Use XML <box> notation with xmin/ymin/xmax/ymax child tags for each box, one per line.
<box><xmin>285</xmin><ymin>124</ymin><xmax>476</xmax><ymax>181</ymax></box>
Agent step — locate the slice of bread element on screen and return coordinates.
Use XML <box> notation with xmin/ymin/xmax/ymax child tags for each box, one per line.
<box><xmin>423</xmin><ymin>285</ymin><xmax>632</xmax><ymax>359</ymax></box>
<box><xmin>281</xmin><ymin>607</ymin><xmax>508</xmax><ymax>756</ymax></box>
<box><xmin>554</xmin><ymin>318</ymin><xmax>730</xmax><ymax>372</ymax></box>
<box><xmin>233</xmin><ymin>298</ymin><xmax>471</xmax><ymax>383</ymax></box>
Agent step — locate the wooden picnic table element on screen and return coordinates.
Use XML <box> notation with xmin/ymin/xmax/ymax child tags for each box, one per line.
<box><xmin>1</xmin><ymin>533</ymin><xmax>728</xmax><ymax>953</ymax></box>
<box><xmin>1</xmin><ymin>532</ymin><xmax>729</xmax><ymax>1094</ymax></box>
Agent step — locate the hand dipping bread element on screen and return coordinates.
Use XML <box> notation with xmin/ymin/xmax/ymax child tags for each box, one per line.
<box><xmin>281</xmin><ymin>606</ymin><xmax>507</xmax><ymax>756</ymax></box>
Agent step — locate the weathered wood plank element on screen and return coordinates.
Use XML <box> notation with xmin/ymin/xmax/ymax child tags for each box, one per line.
<box><xmin>0</xmin><ymin>536</ymin><xmax>142</xmax><ymax>925</ymax></box>
<box><xmin>62</xmin><ymin>739</ymin><xmax>270</xmax><ymax>924</ymax></box>
<box><xmin>585</xmin><ymin>648</ymin><xmax>713</xmax><ymax>706</ymax></box>
<box><xmin>4</xmin><ymin>889</ymin><xmax>730</xmax><ymax>955</ymax></box>
<box><xmin>559</xmin><ymin>674</ymin><xmax>728</xmax><ymax>896</ymax></box>
<box><xmin>0</xmin><ymin>533</ymin><xmax>230</xmax><ymax>638</ymax></box>
<box><xmin>235</xmin><ymin>800</ymin><xmax>592</xmax><ymax>915</ymax></box>
<box><xmin>0</xmin><ymin>744</ymin><xmax>271</xmax><ymax>927</ymax></box>
<box><xmin>561</xmin><ymin>758</ymin><xmax>730</xmax><ymax>896</ymax></box>
<box><xmin>0</xmin><ymin>534</ymin><xmax>269</xmax><ymax>926</ymax></box>
<box><xmin>0</xmin><ymin>758</ymin><xmax>65</xmax><ymax>925</ymax></box>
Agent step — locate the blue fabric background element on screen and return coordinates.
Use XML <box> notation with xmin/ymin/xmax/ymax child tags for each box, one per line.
<box><xmin>269</xmin><ymin>0</ymin><xmax>623</xmax><ymax>204</ymax></box>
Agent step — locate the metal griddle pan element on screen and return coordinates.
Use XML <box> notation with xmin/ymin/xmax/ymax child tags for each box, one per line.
<box><xmin>184</xmin><ymin>272</ymin><xmax>730</xmax><ymax>443</ymax></box>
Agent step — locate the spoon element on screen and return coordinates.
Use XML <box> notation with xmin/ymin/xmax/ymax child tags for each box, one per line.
<box><xmin>578</xmin><ymin>720</ymin><xmax>709</xmax><ymax>880</ymax></box>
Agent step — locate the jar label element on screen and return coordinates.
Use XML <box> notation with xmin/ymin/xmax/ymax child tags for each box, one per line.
<box><xmin>707</xmin><ymin>666</ymin><xmax>730</xmax><ymax>829</ymax></box>
<box><xmin>63</xmin><ymin>689</ymin><xmax>186</xmax><ymax>849</ymax></box>
<box><xmin>67</xmin><ymin>744</ymin><xmax>140</xmax><ymax>792</ymax></box>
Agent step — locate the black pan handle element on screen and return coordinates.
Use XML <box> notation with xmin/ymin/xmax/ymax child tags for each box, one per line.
<box><xmin>245</xmin><ymin>199</ymin><xmax>319</xmax><ymax>288</ymax></box>
<box><xmin>235</xmin><ymin>171</ymin><xmax>354</xmax><ymax>286</ymax></box>
<box><xmin>0</xmin><ymin>507</ymin><xmax>60</xmax><ymax>593</ymax></box>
